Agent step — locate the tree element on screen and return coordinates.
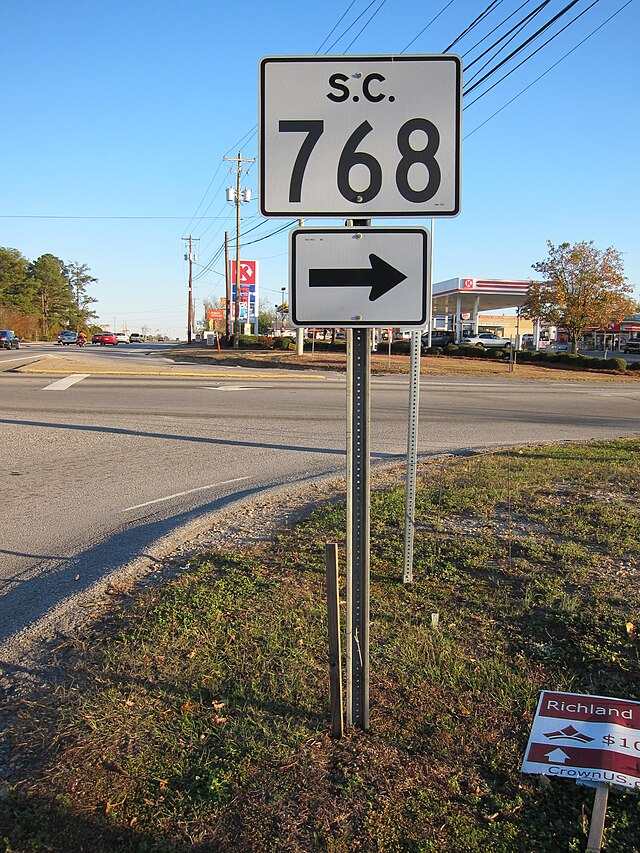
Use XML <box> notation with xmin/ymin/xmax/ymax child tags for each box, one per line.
<box><xmin>524</xmin><ymin>241</ymin><xmax>638</xmax><ymax>352</ymax></box>
<box><xmin>28</xmin><ymin>254</ymin><xmax>75</xmax><ymax>338</ymax></box>
<box><xmin>258</xmin><ymin>300</ymin><xmax>277</xmax><ymax>335</ymax></box>
<box><xmin>0</xmin><ymin>247</ymin><xmax>29</xmax><ymax>300</ymax></box>
<box><xmin>66</xmin><ymin>262</ymin><xmax>98</xmax><ymax>330</ymax></box>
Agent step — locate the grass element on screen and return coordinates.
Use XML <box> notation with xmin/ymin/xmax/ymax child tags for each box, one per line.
<box><xmin>1</xmin><ymin>438</ymin><xmax>640</xmax><ymax>852</ymax></box>
<box><xmin>163</xmin><ymin>347</ymin><xmax>640</xmax><ymax>381</ymax></box>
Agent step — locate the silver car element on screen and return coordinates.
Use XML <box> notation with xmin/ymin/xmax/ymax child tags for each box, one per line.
<box><xmin>462</xmin><ymin>333</ymin><xmax>511</xmax><ymax>348</ymax></box>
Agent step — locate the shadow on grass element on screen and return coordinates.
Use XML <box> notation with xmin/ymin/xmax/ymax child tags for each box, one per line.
<box><xmin>0</xmin><ymin>792</ymin><xmax>190</xmax><ymax>853</ymax></box>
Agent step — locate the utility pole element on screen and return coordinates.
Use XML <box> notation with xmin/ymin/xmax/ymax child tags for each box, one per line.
<box><xmin>224</xmin><ymin>231</ymin><xmax>231</xmax><ymax>338</ymax></box>
<box><xmin>182</xmin><ymin>235</ymin><xmax>199</xmax><ymax>344</ymax></box>
<box><xmin>224</xmin><ymin>150</ymin><xmax>255</xmax><ymax>349</ymax></box>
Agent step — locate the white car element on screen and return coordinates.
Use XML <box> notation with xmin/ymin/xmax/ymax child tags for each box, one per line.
<box><xmin>462</xmin><ymin>333</ymin><xmax>511</xmax><ymax>348</ymax></box>
<box><xmin>115</xmin><ymin>332</ymin><xmax>128</xmax><ymax>344</ymax></box>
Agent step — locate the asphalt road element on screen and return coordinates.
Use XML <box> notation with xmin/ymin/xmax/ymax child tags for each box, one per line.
<box><xmin>1</xmin><ymin>342</ymin><xmax>639</xmax><ymax>660</ymax></box>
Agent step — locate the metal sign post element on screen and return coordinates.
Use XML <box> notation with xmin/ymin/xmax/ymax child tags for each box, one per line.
<box><xmin>403</xmin><ymin>330</ymin><xmax>421</xmax><ymax>584</ymax></box>
<box><xmin>346</xmin><ymin>328</ymin><xmax>370</xmax><ymax>729</ymax></box>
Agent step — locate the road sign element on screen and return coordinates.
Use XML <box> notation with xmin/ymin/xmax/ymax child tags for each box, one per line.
<box><xmin>230</xmin><ymin>260</ymin><xmax>258</xmax><ymax>286</ymax></box>
<box><xmin>290</xmin><ymin>227</ymin><xmax>429</xmax><ymax>328</ymax></box>
<box><xmin>521</xmin><ymin>690</ymin><xmax>640</xmax><ymax>791</ymax></box>
<box><xmin>259</xmin><ymin>55</ymin><xmax>461</xmax><ymax>218</ymax></box>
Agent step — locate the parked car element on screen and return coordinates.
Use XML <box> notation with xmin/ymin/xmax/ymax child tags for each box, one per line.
<box><xmin>57</xmin><ymin>330</ymin><xmax>79</xmax><ymax>345</ymax></box>
<box><xmin>422</xmin><ymin>331</ymin><xmax>455</xmax><ymax>350</ymax></box>
<box><xmin>621</xmin><ymin>338</ymin><xmax>640</xmax><ymax>354</ymax></box>
<box><xmin>115</xmin><ymin>332</ymin><xmax>128</xmax><ymax>344</ymax></box>
<box><xmin>92</xmin><ymin>332</ymin><xmax>118</xmax><ymax>345</ymax></box>
<box><xmin>0</xmin><ymin>330</ymin><xmax>20</xmax><ymax>350</ymax></box>
<box><xmin>129</xmin><ymin>332</ymin><xmax>143</xmax><ymax>343</ymax></box>
<box><xmin>462</xmin><ymin>332</ymin><xmax>511</xmax><ymax>348</ymax></box>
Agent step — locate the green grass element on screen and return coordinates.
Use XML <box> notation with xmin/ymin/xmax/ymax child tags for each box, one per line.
<box><xmin>2</xmin><ymin>438</ymin><xmax>640</xmax><ymax>852</ymax></box>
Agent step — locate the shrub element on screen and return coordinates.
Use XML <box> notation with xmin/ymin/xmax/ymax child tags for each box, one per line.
<box><xmin>609</xmin><ymin>357</ymin><xmax>628</xmax><ymax>372</ymax></box>
<box><xmin>272</xmin><ymin>336</ymin><xmax>295</xmax><ymax>350</ymax></box>
<box><xmin>628</xmin><ymin>361</ymin><xmax>640</xmax><ymax>371</ymax></box>
<box><xmin>391</xmin><ymin>341</ymin><xmax>411</xmax><ymax>354</ymax></box>
<box><xmin>237</xmin><ymin>334</ymin><xmax>260</xmax><ymax>348</ymax></box>
<box><xmin>486</xmin><ymin>348</ymin><xmax>509</xmax><ymax>359</ymax></box>
<box><xmin>305</xmin><ymin>340</ymin><xmax>347</xmax><ymax>352</ymax></box>
<box><xmin>423</xmin><ymin>345</ymin><xmax>444</xmax><ymax>356</ymax></box>
<box><xmin>458</xmin><ymin>345</ymin><xmax>485</xmax><ymax>358</ymax></box>
<box><xmin>444</xmin><ymin>344</ymin><xmax>459</xmax><ymax>354</ymax></box>
<box><xmin>516</xmin><ymin>350</ymin><xmax>534</xmax><ymax>362</ymax></box>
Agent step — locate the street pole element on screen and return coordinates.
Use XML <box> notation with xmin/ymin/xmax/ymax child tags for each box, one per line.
<box><xmin>234</xmin><ymin>154</ymin><xmax>241</xmax><ymax>348</ymax></box>
<box><xmin>224</xmin><ymin>150</ymin><xmax>255</xmax><ymax>350</ymax></box>
<box><xmin>182</xmin><ymin>235</ymin><xmax>199</xmax><ymax>344</ymax></box>
<box><xmin>346</xmin><ymin>327</ymin><xmax>370</xmax><ymax>730</ymax></box>
<box><xmin>224</xmin><ymin>231</ymin><xmax>231</xmax><ymax>339</ymax></box>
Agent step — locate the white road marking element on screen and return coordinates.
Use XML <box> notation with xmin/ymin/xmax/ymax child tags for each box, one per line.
<box><xmin>121</xmin><ymin>476</ymin><xmax>251</xmax><ymax>512</ymax></box>
<box><xmin>43</xmin><ymin>374</ymin><xmax>91</xmax><ymax>391</ymax></box>
<box><xmin>0</xmin><ymin>355</ymin><xmax>39</xmax><ymax>363</ymax></box>
<box><xmin>202</xmin><ymin>385</ymin><xmax>274</xmax><ymax>392</ymax></box>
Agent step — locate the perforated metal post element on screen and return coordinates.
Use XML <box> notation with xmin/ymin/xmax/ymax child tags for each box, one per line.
<box><xmin>346</xmin><ymin>328</ymin><xmax>370</xmax><ymax>730</ymax></box>
<box><xmin>403</xmin><ymin>330</ymin><xmax>421</xmax><ymax>584</ymax></box>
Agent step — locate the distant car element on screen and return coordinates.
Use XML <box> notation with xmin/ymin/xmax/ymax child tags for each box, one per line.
<box><xmin>129</xmin><ymin>332</ymin><xmax>143</xmax><ymax>343</ymax></box>
<box><xmin>92</xmin><ymin>332</ymin><xmax>118</xmax><ymax>345</ymax></box>
<box><xmin>462</xmin><ymin>333</ymin><xmax>511</xmax><ymax>348</ymax></box>
<box><xmin>115</xmin><ymin>332</ymin><xmax>128</xmax><ymax>344</ymax></box>
<box><xmin>421</xmin><ymin>331</ymin><xmax>455</xmax><ymax>351</ymax></box>
<box><xmin>57</xmin><ymin>330</ymin><xmax>78</xmax><ymax>345</ymax></box>
<box><xmin>622</xmin><ymin>339</ymin><xmax>640</xmax><ymax>354</ymax></box>
<box><xmin>548</xmin><ymin>341</ymin><xmax>569</xmax><ymax>351</ymax></box>
<box><xmin>0</xmin><ymin>330</ymin><xmax>20</xmax><ymax>350</ymax></box>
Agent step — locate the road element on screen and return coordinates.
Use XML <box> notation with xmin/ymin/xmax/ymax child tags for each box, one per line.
<box><xmin>1</xmin><ymin>342</ymin><xmax>639</xmax><ymax>658</ymax></box>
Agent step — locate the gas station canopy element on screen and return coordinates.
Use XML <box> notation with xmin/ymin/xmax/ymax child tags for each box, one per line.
<box><xmin>432</xmin><ymin>277</ymin><xmax>533</xmax><ymax>315</ymax></box>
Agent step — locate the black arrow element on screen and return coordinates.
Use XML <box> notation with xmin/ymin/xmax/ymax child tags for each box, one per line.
<box><xmin>309</xmin><ymin>254</ymin><xmax>407</xmax><ymax>302</ymax></box>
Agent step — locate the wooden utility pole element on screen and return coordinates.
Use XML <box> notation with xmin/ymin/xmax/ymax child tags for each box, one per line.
<box><xmin>224</xmin><ymin>231</ymin><xmax>231</xmax><ymax>338</ymax></box>
<box><xmin>182</xmin><ymin>235</ymin><xmax>199</xmax><ymax>344</ymax></box>
<box><xmin>223</xmin><ymin>151</ymin><xmax>255</xmax><ymax>349</ymax></box>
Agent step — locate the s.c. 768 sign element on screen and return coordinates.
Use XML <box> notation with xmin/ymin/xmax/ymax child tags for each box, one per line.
<box><xmin>259</xmin><ymin>55</ymin><xmax>461</xmax><ymax>218</ymax></box>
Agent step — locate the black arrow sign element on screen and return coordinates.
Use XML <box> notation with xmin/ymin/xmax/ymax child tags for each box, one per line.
<box><xmin>309</xmin><ymin>254</ymin><xmax>407</xmax><ymax>302</ymax></box>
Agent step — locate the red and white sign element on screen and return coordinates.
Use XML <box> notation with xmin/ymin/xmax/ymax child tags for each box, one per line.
<box><xmin>522</xmin><ymin>691</ymin><xmax>640</xmax><ymax>791</ymax></box>
<box><xmin>462</xmin><ymin>278</ymin><xmax>474</xmax><ymax>289</ymax></box>
<box><xmin>230</xmin><ymin>260</ymin><xmax>257</xmax><ymax>286</ymax></box>
<box><xmin>207</xmin><ymin>309</ymin><xmax>225</xmax><ymax>320</ymax></box>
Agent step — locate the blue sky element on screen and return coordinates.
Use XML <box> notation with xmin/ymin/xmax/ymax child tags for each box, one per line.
<box><xmin>2</xmin><ymin>0</ymin><xmax>638</xmax><ymax>337</ymax></box>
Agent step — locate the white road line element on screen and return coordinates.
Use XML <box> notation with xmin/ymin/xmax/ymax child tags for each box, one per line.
<box><xmin>0</xmin><ymin>355</ymin><xmax>39</xmax><ymax>363</ymax></box>
<box><xmin>121</xmin><ymin>476</ymin><xmax>251</xmax><ymax>512</ymax></box>
<box><xmin>202</xmin><ymin>385</ymin><xmax>274</xmax><ymax>392</ymax></box>
<box><xmin>43</xmin><ymin>374</ymin><xmax>91</xmax><ymax>391</ymax></box>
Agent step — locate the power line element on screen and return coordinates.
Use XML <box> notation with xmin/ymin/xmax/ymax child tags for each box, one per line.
<box><xmin>401</xmin><ymin>0</ymin><xmax>457</xmax><ymax>53</ymax></box>
<box><xmin>460</xmin><ymin>0</ymin><xmax>534</xmax><ymax>58</ymax></box>
<box><xmin>465</xmin><ymin>0</ymin><xmax>602</xmax><ymax>106</ymax></box>
<box><xmin>444</xmin><ymin>0</ymin><xmax>505</xmax><ymax>51</ymax></box>
<box><xmin>325</xmin><ymin>0</ymin><xmax>382</xmax><ymax>52</ymax></box>
<box><xmin>344</xmin><ymin>0</ymin><xmax>389</xmax><ymax>51</ymax></box>
<box><xmin>463</xmin><ymin>0</ymin><xmax>553</xmax><ymax>81</ymax></box>
<box><xmin>0</xmin><ymin>214</ymin><xmax>232</xmax><ymax>220</ymax></box>
<box><xmin>463</xmin><ymin>0</ymin><xmax>582</xmax><ymax>96</ymax></box>
<box><xmin>316</xmin><ymin>0</ymin><xmax>360</xmax><ymax>54</ymax></box>
<box><xmin>464</xmin><ymin>0</ymin><xmax>634</xmax><ymax>136</ymax></box>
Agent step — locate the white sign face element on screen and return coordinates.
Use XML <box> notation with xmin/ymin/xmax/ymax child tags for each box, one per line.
<box><xmin>290</xmin><ymin>227</ymin><xmax>429</xmax><ymax>328</ymax></box>
<box><xmin>521</xmin><ymin>690</ymin><xmax>640</xmax><ymax>791</ymax></box>
<box><xmin>260</xmin><ymin>55</ymin><xmax>461</xmax><ymax>218</ymax></box>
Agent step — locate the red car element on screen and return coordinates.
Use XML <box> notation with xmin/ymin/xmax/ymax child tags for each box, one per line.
<box><xmin>92</xmin><ymin>332</ymin><xmax>118</xmax><ymax>346</ymax></box>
